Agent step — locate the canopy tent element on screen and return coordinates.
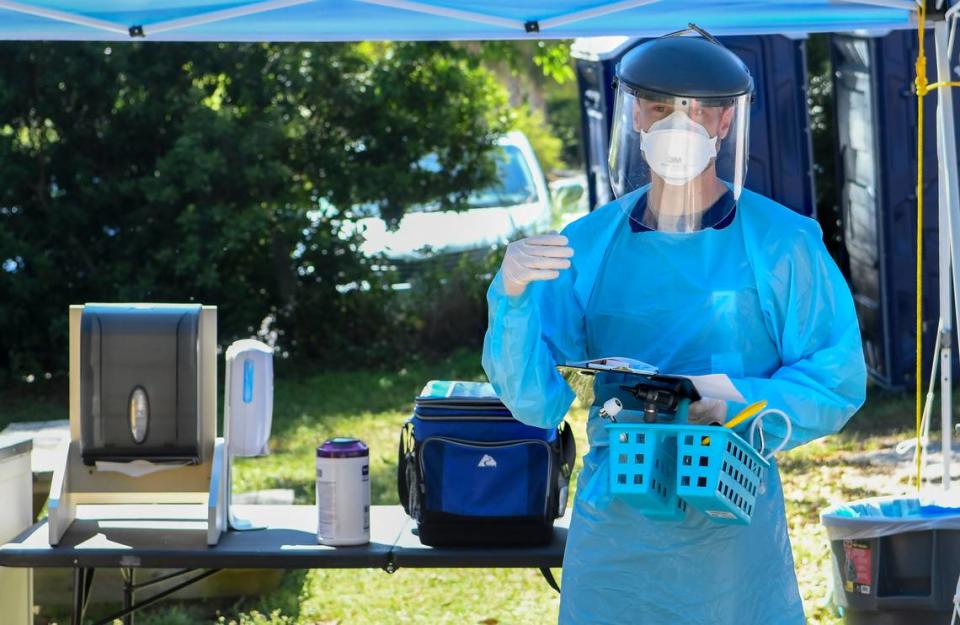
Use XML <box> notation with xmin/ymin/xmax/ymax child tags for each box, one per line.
<box><xmin>0</xmin><ymin>0</ymin><xmax>957</xmax><ymax>491</ymax></box>
<box><xmin>0</xmin><ymin>0</ymin><xmax>918</xmax><ymax>41</ymax></box>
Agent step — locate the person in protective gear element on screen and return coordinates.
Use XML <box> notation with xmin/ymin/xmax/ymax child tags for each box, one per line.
<box><xmin>483</xmin><ymin>27</ymin><xmax>866</xmax><ymax>625</ymax></box>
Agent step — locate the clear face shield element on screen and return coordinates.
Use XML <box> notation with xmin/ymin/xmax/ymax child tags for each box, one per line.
<box><xmin>608</xmin><ymin>88</ymin><xmax>751</xmax><ymax>232</ymax></box>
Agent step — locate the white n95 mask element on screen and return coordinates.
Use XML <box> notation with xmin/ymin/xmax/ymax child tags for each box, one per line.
<box><xmin>640</xmin><ymin>111</ymin><xmax>718</xmax><ymax>185</ymax></box>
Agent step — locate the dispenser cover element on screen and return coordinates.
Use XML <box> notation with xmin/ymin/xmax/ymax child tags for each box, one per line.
<box><xmin>80</xmin><ymin>304</ymin><xmax>202</xmax><ymax>465</ymax></box>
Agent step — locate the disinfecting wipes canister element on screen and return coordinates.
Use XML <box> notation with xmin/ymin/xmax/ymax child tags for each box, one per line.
<box><xmin>316</xmin><ymin>437</ymin><xmax>370</xmax><ymax>546</ymax></box>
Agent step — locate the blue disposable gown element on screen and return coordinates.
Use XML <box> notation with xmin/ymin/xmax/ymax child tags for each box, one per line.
<box><xmin>482</xmin><ymin>188</ymin><xmax>867</xmax><ymax>624</ymax></box>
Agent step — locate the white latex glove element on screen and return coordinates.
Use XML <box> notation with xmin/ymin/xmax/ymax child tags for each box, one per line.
<box><xmin>687</xmin><ymin>398</ymin><xmax>729</xmax><ymax>425</ymax></box>
<box><xmin>501</xmin><ymin>233</ymin><xmax>574</xmax><ymax>297</ymax></box>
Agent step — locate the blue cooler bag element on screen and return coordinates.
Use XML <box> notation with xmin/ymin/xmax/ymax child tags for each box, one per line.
<box><xmin>398</xmin><ymin>381</ymin><xmax>575</xmax><ymax>546</ymax></box>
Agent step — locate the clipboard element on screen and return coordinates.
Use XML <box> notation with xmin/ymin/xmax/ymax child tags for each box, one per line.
<box><xmin>557</xmin><ymin>358</ymin><xmax>746</xmax><ymax>407</ymax></box>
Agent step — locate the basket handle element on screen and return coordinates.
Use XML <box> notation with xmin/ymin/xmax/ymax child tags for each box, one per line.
<box><xmin>747</xmin><ymin>409</ymin><xmax>792</xmax><ymax>460</ymax></box>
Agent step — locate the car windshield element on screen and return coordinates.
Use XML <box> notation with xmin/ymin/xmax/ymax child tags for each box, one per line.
<box><xmin>344</xmin><ymin>144</ymin><xmax>541</xmax><ymax>220</ymax></box>
<box><xmin>462</xmin><ymin>144</ymin><xmax>540</xmax><ymax>209</ymax></box>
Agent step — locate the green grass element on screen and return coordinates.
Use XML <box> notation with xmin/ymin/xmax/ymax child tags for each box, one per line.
<box><xmin>2</xmin><ymin>359</ymin><xmax>932</xmax><ymax>625</ymax></box>
<box><xmin>0</xmin><ymin>381</ymin><xmax>69</xmax><ymax>430</ymax></box>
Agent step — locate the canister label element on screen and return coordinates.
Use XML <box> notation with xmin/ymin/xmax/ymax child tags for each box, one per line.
<box><xmin>362</xmin><ymin>463</ymin><xmax>369</xmax><ymax>531</ymax></box>
<box><xmin>316</xmin><ymin>456</ymin><xmax>370</xmax><ymax>545</ymax></box>
<box><xmin>316</xmin><ymin>478</ymin><xmax>336</xmax><ymax>539</ymax></box>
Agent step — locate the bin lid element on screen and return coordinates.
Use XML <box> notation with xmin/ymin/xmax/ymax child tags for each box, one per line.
<box><xmin>317</xmin><ymin>438</ymin><xmax>368</xmax><ymax>458</ymax></box>
<box><xmin>820</xmin><ymin>495</ymin><xmax>960</xmax><ymax>540</ymax></box>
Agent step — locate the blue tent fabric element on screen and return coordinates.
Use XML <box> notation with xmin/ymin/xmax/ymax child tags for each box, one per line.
<box><xmin>0</xmin><ymin>0</ymin><xmax>916</xmax><ymax>42</ymax></box>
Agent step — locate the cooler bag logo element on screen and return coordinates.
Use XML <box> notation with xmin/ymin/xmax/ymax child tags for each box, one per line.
<box><xmin>478</xmin><ymin>454</ymin><xmax>497</xmax><ymax>468</ymax></box>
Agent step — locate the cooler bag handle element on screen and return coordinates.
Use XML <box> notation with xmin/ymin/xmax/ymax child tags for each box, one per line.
<box><xmin>397</xmin><ymin>422</ymin><xmax>417</xmax><ymax>517</ymax></box>
<box><xmin>558</xmin><ymin>420</ymin><xmax>576</xmax><ymax>479</ymax></box>
<box><xmin>555</xmin><ymin>420</ymin><xmax>577</xmax><ymax>518</ymax></box>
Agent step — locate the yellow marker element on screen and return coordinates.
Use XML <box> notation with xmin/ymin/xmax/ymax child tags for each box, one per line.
<box><xmin>725</xmin><ymin>400</ymin><xmax>768</xmax><ymax>430</ymax></box>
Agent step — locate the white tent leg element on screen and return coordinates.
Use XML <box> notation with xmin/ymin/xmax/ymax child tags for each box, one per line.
<box><xmin>0</xmin><ymin>0</ymin><xmax>127</xmax><ymax>35</ymax></box>
<box><xmin>939</xmin><ymin>127</ymin><xmax>953</xmax><ymax>490</ymax></box>
<box><xmin>935</xmin><ymin>20</ymin><xmax>959</xmax><ymax>489</ymax></box>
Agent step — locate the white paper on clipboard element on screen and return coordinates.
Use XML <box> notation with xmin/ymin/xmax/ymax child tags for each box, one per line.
<box><xmin>684</xmin><ymin>373</ymin><xmax>746</xmax><ymax>404</ymax></box>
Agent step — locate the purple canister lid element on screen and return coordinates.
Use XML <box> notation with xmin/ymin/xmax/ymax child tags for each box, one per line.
<box><xmin>317</xmin><ymin>437</ymin><xmax>369</xmax><ymax>458</ymax></box>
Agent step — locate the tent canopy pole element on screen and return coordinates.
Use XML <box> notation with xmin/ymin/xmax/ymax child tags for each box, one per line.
<box><xmin>0</xmin><ymin>0</ymin><xmax>127</xmax><ymax>35</ymax></box>
<box><xmin>145</xmin><ymin>0</ymin><xmax>317</xmax><ymax>36</ymax></box>
<box><xmin>934</xmin><ymin>18</ymin><xmax>959</xmax><ymax>489</ymax></box>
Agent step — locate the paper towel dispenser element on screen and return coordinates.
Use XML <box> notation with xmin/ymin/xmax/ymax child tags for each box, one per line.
<box><xmin>79</xmin><ymin>304</ymin><xmax>203</xmax><ymax>466</ymax></box>
<box><xmin>49</xmin><ymin>303</ymin><xmax>224</xmax><ymax>547</ymax></box>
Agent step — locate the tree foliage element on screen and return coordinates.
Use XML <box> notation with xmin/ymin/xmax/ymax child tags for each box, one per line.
<box><xmin>472</xmin><ymin>40</ymin><xmax>575</xmax><ymax>85</ymax></box>
<box><xmin>0</xmin><ymin>42</ymin><xmax>510</xmax><ymax>381</ymax></box>
<box><xmin>471</xmin><ymin>40</ymin><xmax>581</xmax><ymax>170</ymax></box>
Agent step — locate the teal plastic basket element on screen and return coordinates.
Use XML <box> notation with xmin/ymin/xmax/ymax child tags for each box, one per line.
<box><xmin>675</xmin><ymin>425</ymin><xmax>768</xmax><ymax>524</ymax></box>
<box><xmin>607</xmin><ymin>422</ymin><xmax>769</xmax><ymax>525</ymax></box>
<box><xmin>608</xmin><ymin>424</ymin><xmax>688</xmax><ymax>520</ymax></box>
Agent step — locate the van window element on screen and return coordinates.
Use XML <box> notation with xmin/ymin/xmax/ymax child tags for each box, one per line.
<box><xmin>462</xmin><ymin>145</ymin><xmax>540</xmax><ymax>209</ymax></box>
<box><xmin>407</xmin><ymin>145</ymin><xmax>539</xmax><ymax>214</ymax></box>
<box><xmin>348</xmin><ymin>144</ymin><xmax>541</xmax><ymax>219</ymax></box>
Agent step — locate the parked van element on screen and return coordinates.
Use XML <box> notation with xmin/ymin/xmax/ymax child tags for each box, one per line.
<box><xmin>354</xmin><ymin>131</ymin><xmax>552</xmax><ymax>269</ymax></box>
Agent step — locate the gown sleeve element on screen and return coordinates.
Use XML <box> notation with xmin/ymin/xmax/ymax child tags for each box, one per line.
<box><xmin>729</xmin><ymin>222</ymin><xmax>867</xmax><ymax>452</ymax></box>
<box><xmin>481</xmin><ymin>243</ymin><xmax>589</xmax><ymax>429</ymax></box>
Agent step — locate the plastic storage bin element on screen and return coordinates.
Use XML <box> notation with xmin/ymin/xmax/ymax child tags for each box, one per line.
<box><xmin>609</xmin><ymin>423</ymin><xmax>768</xmax><ymax>525</ymax></box>
<box><xmin>609</xmin><ymin>424</ymin><xmax>688</xmax><ymax>520</ymax></box>
<box><xmin>821</xmin><ymin>496</ymin><xmax>960</xmax><ymax>625</ymax></box>
<box><xmin>675</xmin><ymin>426</ymin><xmax>767</xmax><ymax>524</ymax></box>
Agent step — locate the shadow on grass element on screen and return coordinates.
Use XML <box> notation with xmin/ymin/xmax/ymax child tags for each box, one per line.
<box><xmin>35</xmin><ymin>569</ymin><xmax>311</xmax><ymax>625</ymax></box>
<box><xmin>256</xmin><ymin>466</ymin><xmax>398</xmax><ymax>507</ymax></box>
<box><xmin>134</xmin><ymin>568</ymin><xmax>312</xmax><ymax>625</ymax></box>
<box><xmin>838</xmin><ymin>386</ymin><xmax>919</xmax><ymax>439</ymax></box>
<box><xmin>268</xmin><ymin>349</ymin><xmax>486</xmax><ymax>439</ymax></box>
<box><xmin>0</xmin><ymin>376</ymin><xmax>69</xmax><ymax>429</ymax></box>
<box><xmin>0</xmin><ymin>349</ymin><xmax>487</xmax><ymax>432</ymax></box>
<box><xmin>3</xmin><ymin>352</ymin><xmax>934</xmax><ymax>442</ymax></box>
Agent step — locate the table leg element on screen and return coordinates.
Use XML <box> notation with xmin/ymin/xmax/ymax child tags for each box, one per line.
<box><xmin>539</xmin><ymin>567</ymin><xmax>560</xmax><ymax>593</ymax></box>
<box><xmin>87</xmin><ymin>569</ymin><xmax>220</xmax><ymax>625</ymax></box>
<box><xmin>122</xmin><ymin>568</ymin><xmax>135</xmax><ymax>625</ymax></box>
<box><xmin>71</xmin><ymin>567</ymin><xmax>95</xmax><ymax>625</ymax></box>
